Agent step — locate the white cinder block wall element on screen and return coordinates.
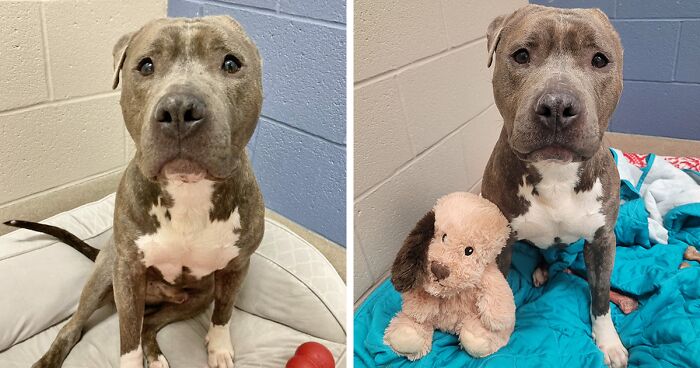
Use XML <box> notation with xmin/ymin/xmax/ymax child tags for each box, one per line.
<box><xmin>354</xmin><ymin>0</ymin><xmax>527</xmax><ymax>302</ymax></box>
<box><xmin>0</xmin><ymin>0</ymin><xmax>166</xmax><ymax>234</ymax></box>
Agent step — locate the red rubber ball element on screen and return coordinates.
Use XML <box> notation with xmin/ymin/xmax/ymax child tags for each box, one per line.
<box><xmin>285</xmin><ymin>342</ymin><xmax>335</xmax><ymax>368</ymax></box>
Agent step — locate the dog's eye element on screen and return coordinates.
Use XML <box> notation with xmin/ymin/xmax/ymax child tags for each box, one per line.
<box><xmin>464</xmin><ymin>247</ymin><xmax>474</xmax><ymax>256</ymax></box>
<box><xmin>137</xmin><ymin>58</ymin><xmax>154</xmax><ymax>76</ymax></box>
<box><xmin>222</xmin><ymin>54</ymin><xmax>242</xmax><ymax>74</ymax></box>
<box><xmin>512</xmin><ymin>49</ymin><xmax>530</xmax><ymax>64</ymax></box>
<box><xmin>591</xmin><ymin>53</ymin><xmax>609</xmax><ymax>68</ymax></box>
<box><xmin>442</xmin><ymin>234</ymin><xmax>447</xmax><ymax>243</ymax></box>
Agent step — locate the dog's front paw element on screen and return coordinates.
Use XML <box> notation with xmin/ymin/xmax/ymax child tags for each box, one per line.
<box><xmin>459</xmin><ymin>330</ymin><xmax>496</xmax><ymax>358</ymax></box>
<box><xmin>205</xmin><ymin>323</ymin><xmax>235</xmax><ymax>368</ymax></box>
<box><xmin>148</xmin><ymin>354</ymin><xmax>169</xmax><ymax>368</ymax></box>
<box><xmin>384</xmin><ymin>324</ymin><xmax>431</xmax><ymax>361</ymax></box>
<box><xmin>592</xmin><ymin>313</ymin><xmax>628</xmax><ymax>368</ymax></box>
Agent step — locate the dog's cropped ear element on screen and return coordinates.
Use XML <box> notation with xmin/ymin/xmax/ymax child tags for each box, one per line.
<box><xmin>486</xmin><ymin>14</ymin><xmax>508</xmax><ymax>68</ymax></box>
<box><xmin>391</xmin><ymin>210</ymin><xmax>436</xmax><ymax>293</ymax></box>
<box><xmin>112</xmin><ymin>32</ymin><xmax>134</xmax><ymax>90</ymax></box>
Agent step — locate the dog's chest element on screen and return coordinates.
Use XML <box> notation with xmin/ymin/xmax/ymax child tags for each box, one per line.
<box><xmin>510</xmin><ymin>162</ymin><xmax>605</xmax><ymax>248</ymax></box>
<box><xmin>135</xmin><ymin>180</ymin><xmax>241</xmax><ymax>283</ymax></box>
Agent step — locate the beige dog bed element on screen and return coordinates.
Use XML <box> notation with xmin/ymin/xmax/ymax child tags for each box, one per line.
<box><xmin>0</xmin><ymin>194</ymin><xmax>346</xmax><ymax>367</ymax></box>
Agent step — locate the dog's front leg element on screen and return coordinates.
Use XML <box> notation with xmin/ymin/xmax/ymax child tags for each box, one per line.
<box><xmin>206</xmin><ymin>259</ymin><xmax>250</xmax><ymax>368</ymax></box>
<box><xmin>113</xmin><ymin>255</ymin><xmax>147</xmax><ymax>368</ymax></box>
<box><xmin>584</xmin><ymin>230</ymin><xmax>628</xmax><ymax>368</ymax></box>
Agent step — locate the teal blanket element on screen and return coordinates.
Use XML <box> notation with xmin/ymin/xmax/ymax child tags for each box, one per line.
<box><xmin>354</xmin><ymin>152</ymin><xmax>700</xmax><ymax>367</ymax></box>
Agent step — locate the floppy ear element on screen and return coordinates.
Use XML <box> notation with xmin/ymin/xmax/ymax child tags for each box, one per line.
<box><xmin>486</xmin><ymin>14</ymin><xmax>508</xmax><ymax>68</ymax></box>
<box><xmin>390</xmin><ymin>210</ymin><xmax>436</xmax><ymax>293</ymax></box>
<box><xmin>112</xmin><ymin>32</ymin><xmax>134</xmax><ymax>90</ymax></box>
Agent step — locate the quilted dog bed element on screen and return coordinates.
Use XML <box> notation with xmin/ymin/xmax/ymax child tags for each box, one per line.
<box><xmin>354</xmin><ymin>150</ymin><xmax>700</xmax><ymax>368</ymax></box>
<box><xmin>0</xmin><ymin>193</ymin><xmax>346</xmax><ymax>367</ymax></box>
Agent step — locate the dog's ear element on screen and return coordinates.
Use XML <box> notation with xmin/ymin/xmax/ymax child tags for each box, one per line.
<box><xmin>486</xmin><ymin>14</ymin><xmax>508</xmax><ymax>68</ymax></box>
<box><xmin>112</xmin><ymin>32</ymin><xmax>134</xmax><ymax>90</ymax></box>
<box><xmin>391</xmin><ymin>210</ymin><xmax>436</xmax><ymax>293</ymax></box>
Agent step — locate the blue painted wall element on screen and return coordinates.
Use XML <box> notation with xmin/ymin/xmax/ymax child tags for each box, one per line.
<box><xmin>168</xmin><ymin>0</ymin><xmax>347</xmax><ymax>245</ymax></box>
<box><xmin>531</xmin><ymin>0</ymin><xmax>700</xmax><ymax>140</ymax></box>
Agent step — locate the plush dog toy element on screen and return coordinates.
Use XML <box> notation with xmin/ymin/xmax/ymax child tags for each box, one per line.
<box><xmin>384</xmin><ymin>192</ymin><xmax>515</xmax><ymax>360</ymax></box>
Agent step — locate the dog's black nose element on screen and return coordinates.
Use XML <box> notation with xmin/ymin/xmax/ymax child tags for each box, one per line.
<box><xmin>154</xmin><ymin>93</ymin><xmax>206</xmax><ymax>137</ymax></box>
<box><xmin>430</xmin><ymin>261</ymin><xmax>450</xmax><ymax>281</ymax></box>
<box><xmin>535</xmin><ymin>91</ymin><xmax>580</xmax><ymax>130</ymax></box>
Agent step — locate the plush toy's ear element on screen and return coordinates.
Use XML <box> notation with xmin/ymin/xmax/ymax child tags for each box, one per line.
<box><xmin>486</xmin><ymin>14</ymin><xmax>508</xmax><ymax>68</ymax></box>
<box><xmin>112</xmin><ymin>32</ymin><xmax>134</xmax><ymax>90</ymax></box>
<box><xmin>391</xmin><ymin>210</ymin><xmax>435</xmax><ymax>293</ymax></box>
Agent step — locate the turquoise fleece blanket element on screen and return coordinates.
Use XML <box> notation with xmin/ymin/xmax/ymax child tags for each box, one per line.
<box><xmin>354</xmin><ymin>151</ymin><xmax>700</xmax><ymax>368</ymax></box>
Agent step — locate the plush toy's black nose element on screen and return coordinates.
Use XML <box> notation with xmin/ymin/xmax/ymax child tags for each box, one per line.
<box><xmin>430</xmin><ymin>261</ymin><xmax>450</xmax><ymax>281</ymax></box>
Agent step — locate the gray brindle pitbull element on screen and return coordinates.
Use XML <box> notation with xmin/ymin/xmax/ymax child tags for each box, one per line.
<box><xmin>481</xmin><ymin>5</ymin><xmax>628</xmax><ymax>368</ymax></box>
<box><xmin>6</xmin><ymin>16</ymin><xmax>264</xmax><ymax>368</ymax></box>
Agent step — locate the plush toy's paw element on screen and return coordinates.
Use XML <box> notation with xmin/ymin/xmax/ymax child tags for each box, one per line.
<box><xmin>206</xmin><ymin>323</ymin><xmax>235</xmax><ymax>368</ymax></box>
<box><xmin>385</xmin><ymin>324</ymin><xmax>430</xmax><ymax>361</ymax></box>
<box><xmin>592</xmin><ymin>313</ymin><xmax>628</xmax><ymax>368</ymax></box>
<box><xmin>459</xmin><ymin>330</ymin><xmax>496</xmax><ymax>358</ymax></box>
<box><xmin>532</xmin><ymin>266</ymin><xmax>548</xmax><ymax>287</ymax></box>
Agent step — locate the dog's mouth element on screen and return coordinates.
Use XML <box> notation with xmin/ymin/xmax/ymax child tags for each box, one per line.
<box><xmin>158</xmin><ymin>159</ymin><xmax>208</xmax><ymax>183</ymax></box>
<box><xmin>526</xmin><ymin>145</ymin><xmax>577</xmax><ymax>163</ymax></box>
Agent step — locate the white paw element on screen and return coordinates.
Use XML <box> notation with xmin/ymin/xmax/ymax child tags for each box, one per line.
<box><xmin>532</xmin><ymin>267</ymin><xmax>548</xmax><ymax>287</ymax></box>
<box><xmin>149</xmin><ymin>355</ymin><xmax>169</xmax><ymax>368</ymax></box>
<box><xmin>459</xmin><ymin>330</ymin><xmax>493</xmax><ymax>358</ymax></box>
<box><xmin>206</xmin><ymin>323</ymin><xmax>235</xmax><ymax>368</ymax></box>
<box><xmin>120</xmin><ymin>345</ymin><xmax>144</xmax><ymax>368</ymax></box>
<box><xmin>385</xmin><ymin>324</ymin><xmax>426</xmax><ymax>356</ymax></box>
<box><xmin>592</xmin><ymin>312</ymin><xmax>628</xmax><ymax>368</ymax></box>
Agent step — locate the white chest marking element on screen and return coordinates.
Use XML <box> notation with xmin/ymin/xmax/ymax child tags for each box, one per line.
<box><xmin>135</xmin><ymin>180</ymin><xmax>241</xmax><ymax>283</ymax></box>
<box><xmin>510</xmin><ymin>162</ymin><xmax>605</xmax><ymax>248</ymax></box>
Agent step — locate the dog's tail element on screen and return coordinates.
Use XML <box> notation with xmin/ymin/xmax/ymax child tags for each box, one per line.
<box><xmin>3</xmin><ymin>220</ymin><xmax>99</xmax><ymax>261</ymax></box>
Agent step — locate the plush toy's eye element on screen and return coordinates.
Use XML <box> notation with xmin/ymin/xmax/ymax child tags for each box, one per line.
<box><xmin>464</xmin><ymin>247</ymin><xmax>474</xmax><ymax>256</ymax></box>
<box><xmin>442</xmin><ymin>234</ymin><xmax>447</xmax><ymax>243</ymax></box>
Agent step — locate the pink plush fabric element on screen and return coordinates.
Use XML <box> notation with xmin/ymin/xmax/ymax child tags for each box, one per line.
<box><xmin>384</xmin><ymin>192</ymin><xmax>515</xmax><ymax>360</ymax></box>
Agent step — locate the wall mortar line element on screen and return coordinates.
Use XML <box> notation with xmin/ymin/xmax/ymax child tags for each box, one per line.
<box><xmin>39</xmin><ymin>2</ymin><xmax>54</xmax><ymax>101</ymax></box>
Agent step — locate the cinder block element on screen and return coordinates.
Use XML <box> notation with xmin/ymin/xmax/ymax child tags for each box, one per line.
<box><xmin>354</xmin><ymin>77</ymin><xmax>413</xmax><ymax>195</ymax></box>
<box><xmin>612</xmin><ymin>20</ymin><xmax>679</xmax><ymax>81</ymax></box>
<box><xmin>675</xmin><ymin>21</ymin><xmax>700</xmax><ymax>83</ymax></box>
<box><xmin>355</xmin><ymin>131</ymin><xmax>470</xmax><ymax>278</ymax></box>
<box><xmin>0</xmin><ymin>95</ymin><xmax>126</xmax><ymax>204</ymax></box>
<box><xmin>617</xmin><ymin>0</ymin><xmax>700</xmax><ymax>18</ymax></box>
<box><xmin>204</xmin><ymin>4</ymin><xmax>346</xmax><ymax>144</ymax></box>
<box><xmin>612</xmin><ymin>81</ymin><xmax>700</xmax><ymax>140</ymax></box>
<box><xmin>43</xmin><ymin>0</ymin><xmax>167</xmax><ymax>99</ymax></box>
<box><xmin>398</xmin><ymin>39</ymin><xmax>494</xmax><ymax>153</ymax></box>
<box><xmin>168</xmin><ymin>0</ymin><xmax>202</xmax><ymax>17</ymax></box>
<box><xmin>459</xmin><ymin>105</ymin><xmax>502</xmax><ymax>187</ymax></box>
<box><xmin>279</xmin><ymin>0</ymin><xmax>346</xmax><ymax>23</ymax></box>
<box><xmin>355</xmin><ymin>0</ymin><xmax>448</xmax><ymax>81</ymax></box>
<box><xmin>530</xmin><ymin>0</ymin><xmax>615</xmax><ymax>16</ymax></box>
<box><xmin>0</xmin><ymin>2</ymin><xmax>48</xmax><ymax>111</ymax></box>
<box><xmin>252</xmin><ymin>119</ymin><xmax>346</xmax><ymax>246</ymax></box>
<box><xmin>353</xmin><ymin>235</ymin><xmax>375</xmax><ymax>301</ymax></box>
<box><xmin>441</xmin><ymin>0</ymin><xmax>527</xmax><ymax>47</ymax></box>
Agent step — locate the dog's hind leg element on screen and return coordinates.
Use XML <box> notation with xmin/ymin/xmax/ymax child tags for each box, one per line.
<box><xmin>32</xmin><ymin>248</ymin><xmax>115</xmax><ymax>368</ymax></box>
<box><xmin>141</xmin><ymin>281</ymin><xmax>215</xmax><ymax>368</ymax></box>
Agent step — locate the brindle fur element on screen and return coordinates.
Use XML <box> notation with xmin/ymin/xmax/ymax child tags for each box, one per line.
<box><xmin>12</xmin><ymin>16</ymin><xmax>265</xmax><ymax>368</ymax></box>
